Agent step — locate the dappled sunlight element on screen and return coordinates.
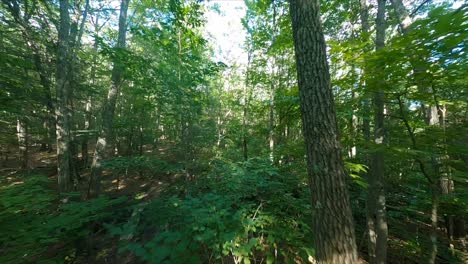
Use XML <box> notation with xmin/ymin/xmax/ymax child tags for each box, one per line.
<box><xmin>1</xmin><ymin>0</ymin><xmax>467</xmax><ymax>263</ymax></box>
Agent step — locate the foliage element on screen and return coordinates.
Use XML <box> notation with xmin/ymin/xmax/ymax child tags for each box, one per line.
<box><xmin>109</xmin><ymin>158</ymin><xmax>314</xmax><ymax>263</ymax></box>
<box><xmin>102</xmin><ymin>155</ymin><xmax>183</xmax><ymax>178</ymax></box>
<box><xmin>0</xmin><ymin>174</ymin><xmax>126</xmax><ymax>263</ymax></box>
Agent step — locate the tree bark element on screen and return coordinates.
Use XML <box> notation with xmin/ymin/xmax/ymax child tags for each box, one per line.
<box><xmin>56</xmin><ymin>0</ymin><xmax>72</xmax><ymax>193</ymax></box>
<box><xmin>289</xmin><ymin>0</ymin><xmax>359</xmax><ymax>263</ymax></box>
<box><xmin>90</xmin><ymin>0</ymin><xmax>130</xmax><ymax>197</ymax></box>
<box><xmin>367</xmin><ymin>1</ymin><xmax>388</xmax><ymax>263</ymax></box>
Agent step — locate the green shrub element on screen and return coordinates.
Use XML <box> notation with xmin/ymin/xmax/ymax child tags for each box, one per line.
<box><xmin>0</xmin><ymin>174</ymin><xmax>126</xmax><ymax>263</ymax></box>
<box><xmin>109</xmin><ymin>158</ymin><xmax>314</xmax><ymax>263</ymax></box>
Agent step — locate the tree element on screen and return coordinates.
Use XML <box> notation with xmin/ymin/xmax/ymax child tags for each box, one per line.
<box><xmin>56</xmin><ymin>0</ymin><xmax>72</xmax><ymax>192</ymax></box>
<box><xmin>90</xmin><ymin>0</ymin><xmax>130</xmax><ymax>197</ymax></box>
<box><xmin>289</xmin><ymin>0</ymin><xmax>358</xmax><ymax>263</ymax></box>
<box><xmin>366</xmin><ymin>0</ymin><xmax>388</xmax><ymax>263</ymax></box>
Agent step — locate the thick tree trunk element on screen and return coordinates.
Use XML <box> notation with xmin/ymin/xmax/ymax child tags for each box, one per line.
<box><xmin>16</xmin><ymin>118</ymin><xmax>28</xmax><ymax>169</ymax></box>
<box><xmin>289</xmin><ymin>0</ymin><xmax>358</xmax><ymax>263</ymax></box>
<box><xmin>90</xmin><ymin>0</ymin><xmax>129</xmax><ymax>197</ymax></box>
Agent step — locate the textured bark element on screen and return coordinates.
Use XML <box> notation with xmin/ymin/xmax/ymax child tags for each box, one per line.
<box><xmin>90</xmin><ymin>0</ymin><xmax>130</xmax><ymax>197</ymax></box>
<box><xmin>56</xmin><ymin>0</ymin><xmax>72</xmax><ymax>192</ymax></box>
<box><xmin>289</xmin><ymin>0</ymin><xmax>358</xmax><ymax>263</ymax></box>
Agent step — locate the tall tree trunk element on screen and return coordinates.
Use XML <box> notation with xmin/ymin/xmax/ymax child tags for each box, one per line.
<box><xmin>367</xmin><ymin>1</ymin><xmax>389</xmax><ymax>263</ymax></box>
<box><xmin>359</xmin><ymin>2</ymin><xmax>377</xmax><ymax>257</ymax></box>
<box><xmin>268</xmin><ymin>4</ymin><xmax>278</xmax><ymax>164</ymax></box>
<box><xmin>90</xmin><ymin>0</ymin><xmax>130</xmax><ymax>197</ymax></box>
<box><xmin>269</xmin><ymin>72</ymin><xmax>275</xmax><ymax>164</ymax></box>
<box><xmin>81</xmin><ymin>97</ymin><xmax>91</xmax><ymax>167</ymax></box>
<box><xmin>289</xmin><ymin>0</ymin><xmax>358</xmax><ymax>263</ymax></box>
<box><xmin>430</xmin><ymin>184</ymin><xmax>439</xmax><ymax>264</ymax></box>
<box><xmin>16</xmin><ymin>118</ymin><xmax>28</xmax><ymax>169</ymax></box>
<box><xmin>82</xmin><ymin>16</ymin><xmax>99</xmax><ymax>167</ymax></box>
<box><xmin>360</xmin><ymin>0</ymin><xmax>371</xmax><ymax>144</ymax></box>
<box><xmin>242</xmin><ymin>52</ymin><xmax>252</xmax><ymax>161</ymax></box>
<box><xmin>56</xmin><ymin>0</ymin><xmax>72</xmax><ymax>193</ymax></box>
<box><xmin>139</xmin><ymin>124</ymin><xmax>144</xmax><ymax>156</ymax></box>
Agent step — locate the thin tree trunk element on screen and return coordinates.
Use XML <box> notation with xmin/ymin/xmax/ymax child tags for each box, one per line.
<box><xmin>269</xmin><ymin>75</ymin><xmax>275</xmax><ymax>163</ymax></box>
<box><xmin>367</xmin><ymin>1</ymin><xmax>389</xmax><ymax>263</ymax></box>
<box><xmin>139</xmin><ymin>125</ymin><xmax>143</xmax><ymax>156</ymax></box>
<box><xmin>90</xmin><ymin>0</ymin><xmax>130</xmax><ymax>197</ymax></box>
<box><xmin>56</xmin><ymin>0</ymin><xmax>72</xmax><ymax>193</ymax></box>
<box><xmin>268</xmin><ymin>4</ymin><xmax>278</xmax><ymax>164</ymax></box>
<box><xmin>359</xmin><ymin>0</ymin><xmax>370</xmax><ymax>144</ymax></box>
<box><xmin>359</xmin><ymin>2</ymin><xmax>377</xmax><ymax>258</ymax></box>
<box><xmin>81</xmin><ymin>97</ymin><xmax>92</xmax><ymax>167</ymax></box>
<box><xmin>289</xmin><ymin>0</ymin><xmax>358</xmax><ymax>263</ymax></box>
<box><xmin>390</xmin><ymin>2</ymin><xmax>450</xmax><ymax>260</ymax></box>
<box><xmin>82</xmin><ymin>16</ymin><xmax>99</xmax><ymax>167</ymax></box>
<box><xmin>16</xmin><ymin>118</ymin><xmax>28</xmax><ymax>169</ymax></box>
<box><xmin>242</xmin><ymin>52</ymin><xmax>252</xmax><ymax>161</ymax></box>
<box><xmin>430</xmin><ymin>184</ymin><xmax>439</xmax><ymax>264</ymax></box>
<box><xmin>349</xmin><ymin>87</ymin><xmax>357</xmax><ymax>158</ymax></box>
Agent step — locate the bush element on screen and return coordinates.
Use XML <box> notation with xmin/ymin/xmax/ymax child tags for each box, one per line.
<box><xmin>0</xmin><ymin>174</ymin><xmax>126</xmax><ymax>263</ymax></box>
<box><xmin>109</xmin><ymin>158</ymin><xmax>314</xmax><ymax>263</ymax></box>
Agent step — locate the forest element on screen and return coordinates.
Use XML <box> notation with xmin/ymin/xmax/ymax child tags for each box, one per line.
<box><xmin>0</xmin><ymin>0</ymin><xmax>466</xmax><ymax>263</ymax></box>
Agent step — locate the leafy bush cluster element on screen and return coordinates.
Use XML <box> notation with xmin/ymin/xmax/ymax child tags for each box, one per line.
<box><xmin>0</xmin><ymin>175</ymin><xmax>126</xmax><ymax>263</ymax></box>
<box><xmin>102</xmin><ymin>156</ymin><xmax>183</xmax><ymax>178</ymax></box>
<box><xmin>110</xmin><ymin>158</ymin><xmax>314</xmax><ymax>263</ymax></box>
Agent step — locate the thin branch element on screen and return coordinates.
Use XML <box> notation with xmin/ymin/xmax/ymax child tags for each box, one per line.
<box><xmin>410</xmin><ymin>0</ymin><xmax>431</xmax><ymax>18</ymax></box>
<box><xmin>396</xmin><ymin>95</ymin><xmax>434</xmax><ymax>185</ymax></box>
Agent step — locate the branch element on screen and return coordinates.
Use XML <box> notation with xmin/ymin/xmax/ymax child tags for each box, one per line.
<box><xmin>396</xmin><ymin>95</ymin><xmax>434</xmax><ymax>185</ymax></box>
<box><xmin>410</xmin><ymin>0</ymin><xmax>431</xmax><ymax>18</ymax></box>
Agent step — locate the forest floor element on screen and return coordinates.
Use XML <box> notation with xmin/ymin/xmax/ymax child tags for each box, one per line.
<box><xmin>1</xmin><ymin>146</ymin><xmax>466</xmax><ymax>263</ymax></box>
<box><xmin>1</xmin><ymin>146</ymin><xmax>179</xmax><ymax>263</ymax></box>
